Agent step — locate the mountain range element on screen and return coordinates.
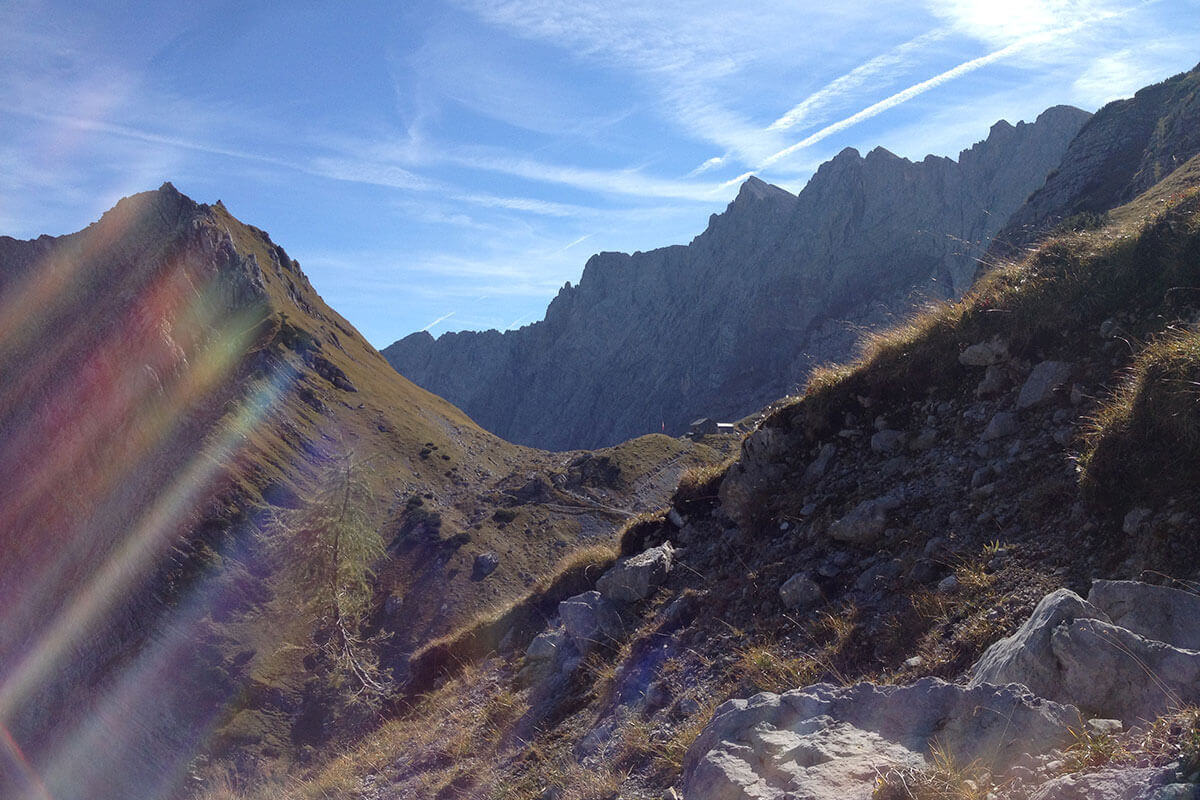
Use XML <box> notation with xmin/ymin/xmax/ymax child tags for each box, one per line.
<box><xmin>384</xmin><ymin>105</ymin><xmax>1089</xmax><ymax>450</ymax></box>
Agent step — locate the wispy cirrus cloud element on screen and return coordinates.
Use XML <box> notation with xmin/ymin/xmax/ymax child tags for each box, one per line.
<box><xmin>452</xmin><ymin>0</ymin><xmax>911</xmax><ymax>165</ymax></box>
<box><xmin>549</xmin><ymin>233</ymin><xmax>595</xmax><ymax>256</ymax></box>
<box><xmin>443</xmin><ymin>150</ymin><xmax>748</xmax><ymax>201</ymax></box>
<box><xmin>767</xmin><ymin>30</ymin><xmax>950</xmax><ymax>133</ymax></box>
<box><xmin>761</xmin><ymin>0</ymin><xmax>1145</xmax><ymax>169</ymax></box>
<box><xmin>421</xmin><ymin>311</ymin><xmax>456</xmax><ymax>331</ymax></box>
<box><xmin>925</xmin><ymin>0</ymin><xmax>1126</xmax><ymax>44</ymax></box>
<box><xmin>1070</xmin><ymin>41</ymin><xmax>1193</xmax><ymax>105</ymax></box>
<box><xmin>761</xmin><ymin>40</ymin><xmax>1038</xmax><ymax>167</ymax></box>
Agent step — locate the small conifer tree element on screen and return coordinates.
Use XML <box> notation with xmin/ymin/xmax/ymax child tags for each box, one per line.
<box><xmin>269</xmin><ymin>450</ymin><xmax>391</xmax><ymax>701</ymax></box>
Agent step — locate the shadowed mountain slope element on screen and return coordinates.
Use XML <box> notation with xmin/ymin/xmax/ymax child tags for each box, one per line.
<box><xmin>384</xmin><ymin>106</ymin><xmax>1089</xmax><ymax>451</ymax></box>
<box><xmin>993</xmin><ymin>61</ymin><xmax>1200</xmax><ymax>253</ymax></box>
<box><xmin>0</xmin><ymin>186</ymin><xmax>720</xmax><ymax>800</ymax></box>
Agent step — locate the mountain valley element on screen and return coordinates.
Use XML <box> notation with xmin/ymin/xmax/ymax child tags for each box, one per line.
<box><xmin>3</xmin><ymin>55</ymin><xmax>1200</xmax><ymax>800</ymax></box>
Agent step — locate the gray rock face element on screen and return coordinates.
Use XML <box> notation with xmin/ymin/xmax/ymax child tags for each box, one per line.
<box><xmin>959</xmin><ymin>339</ymin><xmax>1009</xmax><ymax>366</ymax></box>
<box><xmin>595</xmin><ymin>543</ymin><xmax>674</xmax><ymax>603</ymax></box>
<box><xmin>681</xmin><ymin>679</ymin><xmax>1077</xmax><ymax>800</ymax></box>
<box><xmin>995</xmin><ymin>62</ymin><xmax>1200</xmax><ymax>253</ymax></box>
<box><xmin>472</xmin><ymin>551</ymin><xmax>499</xmax><ymax>580</ymax></box>
<box><xmin>1050</xmin><ymin>617</ymin><xmax>1200</xmax><ymax>723</ymax></box>
<box><xmin>720</xmin><ymin>426</ymin><xmax>790</xmax><ymax>527</ymax></box>
<box><xmin>971</xmin><ymin>582</ymin><xmax>1200</xmax><ymax>724</ymax></box>
<box><xmin>870</xmin><ymin>429</ymin><xmax>906</xmax><ymax>453</ymax></box>
<box><xmin>525</xmin><ymin>628</ymin><xmax>566</xmax><ymax>663</ymax></box>
<box><xmin>384</xmin><ymin>109</ymin><xmax>1089</xmax><ymax>450</ymax></box>
<box><xmin>828</xmin><ymin>494</ymin><xmax>902</xmax><ymax>545</ymax></box>
<box><xmin>1028</xmin><ymin>766</ymin><xmax>1189</xmax><ymax>800</ymax></box>
<box><xmin>558</xmin><ymin>591</ymin><xmax>620</xmax><ymax>652</ymax></box>
<box><xmin>1017</xmin><ymin>361</ymin><xmax>1073</xmax><ymax>409</ymax></box>
<box><xmin>1088</xmin><ymin>579</ymin><xmax>1200</xmax><ymax>650</ymax></box>
<box><xmin>803</xmin><ymin>442</ymin><xmax>838</xmax><ymax>483</ymax></box>
<box><xmin>983</xmin><ymin>410</ymin><xmax>1019</xmax><ymax>440</ymax></box>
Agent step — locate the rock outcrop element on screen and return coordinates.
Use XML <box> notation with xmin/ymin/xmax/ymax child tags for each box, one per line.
<box><xmin>596</xmin><ymin>542</ymin><xmax>675</xmax><ymax>603</ymax></box>
<box><xmin>970</xmin><ymin>581</ymin><xmax>1200</xmax><ymax>725</ymax></box>
<box><xmin>385</xmin><ymin>107</ymin><xmax>1089</xmax><ymax>450</ymax></box>
<box><xmin>683</xmin><ymin>581</ymin><xmax>1200</xmax><ymax>799</ymax></box>
<box><xmin>682</xmin><ymin>679</ymin><xmax>1077</xmax><ymax>800</ymax></box>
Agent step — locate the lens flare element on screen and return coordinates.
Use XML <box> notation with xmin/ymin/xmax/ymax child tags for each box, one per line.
<box><xmin>0</xmin><ymin>722</ymin><xmax>54</xmax><ymax>800</ymax></box>
<box><xmin>0</xmin><ymin>190</ymin><xmax>309</xmax><ymax>800</ymax></box>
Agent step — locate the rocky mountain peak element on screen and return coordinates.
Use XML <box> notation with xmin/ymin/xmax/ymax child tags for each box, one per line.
<box><xmin>832</xmin><ymin>145</ymin><xmax>863</xmax><ymax>162</ymax></box>
<box><xmin>696</xmin><ymin>176</ymin><xmax>797</xmax><ymax>248</ymax></box>
<box><xmin>865</xmin><ymin>145</ymin><xmax>902</xmax><ymax>163</ymax></box>
<box><xmin>993</xmin><ymin>64</ymin><xmax>1200</xmax><ymax>252</ymax></box>
<box><xmin>385</xmin><ymin>107</ymin><xmax>1088</xmax><ymax>450</ymax></box>
<box><xmin>735</xmin><ymin>175</ymin><xmax>794</xmax><ymax>203</ymax></box>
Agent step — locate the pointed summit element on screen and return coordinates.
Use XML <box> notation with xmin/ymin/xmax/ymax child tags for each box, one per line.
<box><xmin>736</xmin><ymin>175</ymin><xmax>795</xmax><ymax>204</ymax></box>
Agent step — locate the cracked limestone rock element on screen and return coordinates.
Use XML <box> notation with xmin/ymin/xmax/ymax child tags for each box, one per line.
<box><xmin>681</xmin><ymin>679</ymin><xmax>1077</xmax><ymax>800</ymax></box>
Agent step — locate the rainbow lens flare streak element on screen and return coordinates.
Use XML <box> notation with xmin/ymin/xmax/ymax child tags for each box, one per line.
<box><xmin>0</xmin><ymin>197</ymin><xmax>306</xmax><ymax>799</ymax></box>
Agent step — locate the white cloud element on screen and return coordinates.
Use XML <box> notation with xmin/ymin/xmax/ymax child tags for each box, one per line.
<box><xmin>761</xmin><ymin>41</ymin><xmax>1035</xmax><ymax>167</ymax></box>
<box><xmin>548</xmin><ymin>233</ymin><xmax>595</xmax><ymax>256</ymax></box>
<box><xmin>450</xmin><ymin>192</ymin><xmax>588</xmax><ymax>218</ymax></box>
<box><xmin>924</xmin><ymin>0</ymin><xmax>1126</xmax><ymax>44</ymax></box>
<box><xmin>1071</xmin><ymin>46</ymin><xmax>1180</xmax><ymax>106</ymax></box>
<box><xmin>688</xmin><ymin>156</ymin><xmax>727</xmax><ymax>176</ymax></box>
<box><xmin>768</xmin><ymin>30</ymin><xmax>950</xmax><ymax>133</ymax></box>
<box><xmin>307</xmin><ymin>155</ymin><xmax>434</xmax><ymax>192</ymax></box>
<box><xmin>761</xmin><ymin>1</ymin><xmax>1144</xmax><ymax>169</ymax></box>
<box><xmin>443</xmin><ymin>150</ymin><xmax>740</xmax><ymax>201</ymax></box>
<box><xmin>453</xmin><ymin>0</ymin><xmax>908</xmax><ymax>165</ymax></box>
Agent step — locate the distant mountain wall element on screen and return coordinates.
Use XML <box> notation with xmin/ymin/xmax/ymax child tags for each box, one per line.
<box><xmin>385</xmin><ymin>106</ymin><xmax>1090</xmax><ymax>451</ymax></box>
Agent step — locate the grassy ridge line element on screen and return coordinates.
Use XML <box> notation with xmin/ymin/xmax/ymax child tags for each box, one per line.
<box><xmin>766</xmin><ymin>179</ymin><xmax>1200</xmax><ymax>447</ymax></box>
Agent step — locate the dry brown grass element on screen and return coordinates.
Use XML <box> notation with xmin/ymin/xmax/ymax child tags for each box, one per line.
<box><xmin>675</xmin><ymin>456</ymin><xmax>738</xmax><ymax>506</ymax></box>
<box><xmin>761</xmin><ymin>176</ymin><xmax>1200</xmax><ymax>451</ymax></box>
<box><xmin>1063</xmin><ymin>723</ymin><xmax>1132</xmax><ymax>772</ymax></box>
<box><xmin>1080</xmin><ymin>328</ymin><xmax>1200</xmax><ymax>506</ymax></box>
<box><xmin>406</xmin><ymin>543</ymin><xmax>617</xmax><ymax>692</ymax></box>
<box><xmin>873</xmin><ymin>744</ymin><xmax>993</xmax><ymax>800</ymax></box>
<box><xmin>209</xmin><ymin>660</ymin><xmax>532</xmax><ymax>800</ymax></box>
<box><xmin>734</xmin><ymin>643</ymin><xmax>821</xmax><ymax>694</ymax></box>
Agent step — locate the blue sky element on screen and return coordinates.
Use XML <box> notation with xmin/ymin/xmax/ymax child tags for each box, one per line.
<box><xmin>2</xmin><ymin>1</ymin><xmax>1197</xmax><ymax>347</ymax></box>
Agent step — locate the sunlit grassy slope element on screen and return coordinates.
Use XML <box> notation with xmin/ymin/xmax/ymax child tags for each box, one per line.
<box><xmin>0</xmin><ymin>185</ymin><xmax>723</xmax><ymax>800</ymax></box>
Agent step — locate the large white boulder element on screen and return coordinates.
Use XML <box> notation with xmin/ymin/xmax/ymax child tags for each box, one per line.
<box><xmin>969</xmin><ymin>588</ymin><xmax>1108</xmax><ymax>695</ymax></box>
<box><xmin>971</xmin><ymin>582</ymin><xmax>1200</xmax><ymax>723</ymax></box>
<box><xmin>1050</xmin><ymin>617</ymin><xmax>1200</xmax><ymax>723</ymax></box>
<box><xmin>681</xmin><ymin>679</ymin><xmax>1077</xmax><ymax>800</ymax></box>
